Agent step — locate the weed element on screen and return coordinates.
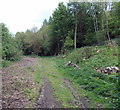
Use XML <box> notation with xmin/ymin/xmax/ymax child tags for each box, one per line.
<box><xmin>14</xmin><ymin>81</ymin><xmax>21</xmax><ymax>87</ymax></box>
<box><xmin>34</xmin><ymin>64</ymin><xmax>41</xmax><ymax>84</ymax></box>
<box><xmin>23</xmin><ymin>88</ymin><xmax>32</xmax><ymax>95</ymax></box>
<box><xmin>56</xmin><ymin>46</ymin><xmax>119</xmax><ymax>108</ymax></box>
<box><xmin>2</xmin><ymin>60</ymin><xmax>11</xmax><ymax>67</ymax></box>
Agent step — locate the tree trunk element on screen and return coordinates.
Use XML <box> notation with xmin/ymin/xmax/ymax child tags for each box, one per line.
<box><xmin>91</xmin><ymin>3</ymin><xmax>100</xmax><ymax>45</ymax></box>
<box><xmin>102</xmin><ymin>19</ymin><xmax>106</xmax><ymax>43</ymax></box>
<box><xmin>106</xmin><ymin>11</ymin><xmax>110</xmax><ymax>41</ymax></box>
<box><xmin>74</xmin><ymin>20</ymin><xmax>77</xmax><ymax>50</ymax></box>
<box><xmin>57</xmin><ymin>37</ymin><xmax>60</xmax><ymax>54</ymax></box>
<box><xmin>105</xmin><ymin>3</ymin><xmax>111</xmax><ymax>41</ymax></box>
<box><xmin>94</xmin><ymin>13</ymin><xmax>100</xmax><ymax>45</ymax></box>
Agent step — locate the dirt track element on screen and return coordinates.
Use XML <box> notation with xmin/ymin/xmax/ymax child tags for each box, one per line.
<box><xmin>1</xmin><ymin>56</ymin><xmax>88</xmax><ymax>108</ymax></box>
<box><xmin>2</xmin><ymin>57</ymin><xmax>61</xmax><ymax>108</ymax></box>
<box><xmin>2</xmin><ymin>57</ymin><xmax>38</xmax><ymax>108</ymax></box>
<box><xmin>35</xmin><ymin>77</ymin><xmax>60</xmax><ymax>108</ymax></box>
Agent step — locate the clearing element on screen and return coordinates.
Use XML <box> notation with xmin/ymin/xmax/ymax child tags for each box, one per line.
<box><xmin>2</xmin><ymin>56</ymin><xmax>90</xmax><ymax>108</ymax></box>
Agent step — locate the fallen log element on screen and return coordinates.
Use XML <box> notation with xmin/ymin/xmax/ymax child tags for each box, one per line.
<box><xmin>64</xmin><ymin>61</ymin><xmax>80</xmax><ymax>69</ymax></box>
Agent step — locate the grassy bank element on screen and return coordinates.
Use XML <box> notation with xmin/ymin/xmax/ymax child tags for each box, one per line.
<box><xmin>56</xmin><ymin>45</ymin><xmax>119</xmax><ymax>108</ymax></box>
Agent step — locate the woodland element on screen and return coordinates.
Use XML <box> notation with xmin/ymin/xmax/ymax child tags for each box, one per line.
<box><xmin>1</xmin><ymin>2</ymin><xmax>120</xmax><ymax>108</ymax></box>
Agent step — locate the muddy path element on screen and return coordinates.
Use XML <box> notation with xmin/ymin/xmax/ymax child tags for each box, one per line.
<box><xmin>35</xmin><ymin>77</ymin><xmax>60</xmax><ymax>108</ymax></box>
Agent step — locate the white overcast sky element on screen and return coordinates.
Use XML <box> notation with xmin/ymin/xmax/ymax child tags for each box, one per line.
<box><xmin>0</xmin><ymin>0</ymin><xmax>68</xmax><ymax>34</ymax></box>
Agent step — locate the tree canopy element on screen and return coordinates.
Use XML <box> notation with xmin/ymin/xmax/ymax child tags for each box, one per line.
<box><xmin>2</xmin><ymin>2</ymin><xmax>119</xmax><ymax>58</ymax></box>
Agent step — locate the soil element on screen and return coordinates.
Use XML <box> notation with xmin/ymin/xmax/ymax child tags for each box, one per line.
<box><xmin>35</xmin><ymin>77</ymin><xmax>60</xmax><ymax>108</ymax></box>
<box><xmin>1</xmin><ymin>56</ymin><xmax>89</xmax><ymax>108</ymax></box>
<box><xmin>1</xmin><ymin>57</ymin><xmax>60</xmax><ymax>108</ymax></box>
<box><xmin>2</xmin><ymin>57</ymin><xmax>38</xmax><ymax>108</ymax></box>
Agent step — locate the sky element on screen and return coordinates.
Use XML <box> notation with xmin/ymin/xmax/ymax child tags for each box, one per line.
<box><xmin>0</xmin><ymin>0</ymin><xmax>68</xmax><ymax>34</ymax></box>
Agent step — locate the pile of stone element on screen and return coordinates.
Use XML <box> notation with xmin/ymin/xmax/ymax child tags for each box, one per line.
<box><xmin>95</xmin><ymin>66</ymin><xmax>119</xmax><ymax>75</ymax></box>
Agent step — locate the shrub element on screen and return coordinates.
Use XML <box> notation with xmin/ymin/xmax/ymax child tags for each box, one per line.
<box><xmin>2</xmin><ymin>23</ymin><xmax>22</xmax><ymax>61</ymax></box>
<box><xmin>2</xmin><ymin>60</ymin><xmax>11</xmax><ymax>67</ymax></box>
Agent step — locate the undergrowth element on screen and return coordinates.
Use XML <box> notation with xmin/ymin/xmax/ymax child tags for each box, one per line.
<box><xmin>56</xmin><ymin>45</ymin><xmax>119</xmax><ymax>108</ymax></box>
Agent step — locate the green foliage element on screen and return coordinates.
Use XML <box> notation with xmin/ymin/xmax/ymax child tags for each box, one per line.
<box><xmin>37</xmin><ymin>25</ymin><xmax>52</xmax><ymax>55</ymax></box>
<box><xmin>23</xmin><ymin>88</ymin><xmax>32</xmax><ymax>95</ymax></box>
<box><xmin>50</xmin><ymin>2</ymin><xmax>74</xmax><ymax>54</ymax></box>
<box><xmin>15</xmin><ymin>23</ymin><xmax>52</xmax><ymax>56</ymax></box>
<box><xmin>107</xmin><ymin>75</ymin><xmax>119</xmax><ymax>83</ymax></box>
<box><xmin>57</xmin><ymin>46</ymin><xmax>119</xmax><ymax>108</ymax></box>
<box><xmin>65</xmin><ymin>46</ymin><xmax>93</xmax><ymax>64</ymax></box>
<box><xmin>2</xmin><ymin>23</ymin><xmax>22</xmax><ymax>61</ymax></box>
<box><xmin>83</xmin><ymin>33</ymin><xmax>96</xmax><ymax>45</ymax></box>
<box><xmin>64</xmin><ymin>32</ymin><xmax>74</xmax><ymax>51</ymax></box>
<box><xmin>2</xmin><ymin>59</ymin><xmax>11</xmax><ymax>67</ymax></box>
<box><xmin>13</xmin><ymin>2</ymin><xmax>120</xmax><ymax>56</ymax></box>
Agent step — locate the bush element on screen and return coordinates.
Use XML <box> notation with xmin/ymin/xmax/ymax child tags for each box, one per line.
<box><xmin>2</xmin><ymin>23</ymin><xmax>22</xmax><ymax>61</ymax></box>
<box><xmin>2</xmin><ymin>60</ymin><xmax>11</xmax><ymax>67</ymax></box>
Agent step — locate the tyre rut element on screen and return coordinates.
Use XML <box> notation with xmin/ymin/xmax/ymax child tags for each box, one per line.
<box><xmin>35</xmin><ymin>77</ymin><xmax>60</xmax><ymax>108</ymax></box>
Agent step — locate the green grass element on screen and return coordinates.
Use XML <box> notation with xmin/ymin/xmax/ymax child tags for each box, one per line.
<box><xmin>2</xmin><ymin>59</ymin><xmax>11</xmax><ymax>67</ymax></box>
<box><xmin>23</xmin><ymin>88</ymin><xmax>38</xmax><ymax>103</ymax></box>
<box><xmin>2</xmin><ymin>45</ymin><xmax>119</xmax><ymax>108</ymax></box>
<box><xmin>14</xmin><ymin>80</ymin><xmax>22</xmax><ymax>87</ymax></box>
<box><xmin>35</xmin><ymin>48</ymin><xmax>119</xmax><ymax>108</ymax></box>
<box><xmin>34</xmin><ymin>64</ymin><xmax>42</xmax><ymax>84</ymax></box>
<box><xmin>22</xmin><ymin>59</ymin><xmax>43</xmax><ymax>107</ymax></box>
<box><xmin>56</xmin><ymin>45</ymin><xmax>119</xmax><ymax>108</ymax></box>
<box><xmin>37</xmin><ymin>57</ymin><xmax>77</xmax><ymax>108</ymax></box>
<box><xmin>50</xmin><ymin>77</ymin><xmax>74</xmax><ymax>108</ymax></box>
<box><xmin>23</xmin><ymin>88</ymin><xmax>32</xmax><ymax>95</ymax></box>
<box><xmin>2</xmin><ymin>56</ymin><xmax>23</xmax><ymax>68</ymax></box>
